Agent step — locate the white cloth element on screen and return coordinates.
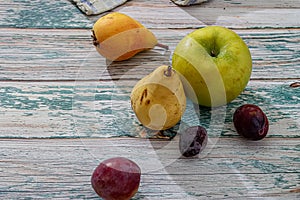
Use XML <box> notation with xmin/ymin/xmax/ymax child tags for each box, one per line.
<box><xmin>72</xmin><ymin>0</ymin><xmax>128</xmax><ymax>15</ymax></box>
<box><xmin>171</xmin><ymin>0</ymin><xmax>207</xmax><ymax>6</ymax></box>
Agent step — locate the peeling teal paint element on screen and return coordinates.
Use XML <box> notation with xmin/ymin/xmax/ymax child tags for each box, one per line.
<box><xmin>0</xmin><ymin>86</ymin><xmax>74</xmax><ymax>110</ymax></box>
<box><xmin>249</xmin><ymin>160</ymin><xmax>286</xmax><ymax>173</ymax></box>
<box><xmin>0</xmin><ymin>82</ymin><xmax>298</xmax><ymax>138</ymax></box>
<box><xmin>2</xmin><ymin>0</ymin><xmax>93</xmax><ymax>28</ymax></box>
<box><xmin>274</xmin><ymin>174</ymin><xmax>289</xmax><ymax>187</ymax></box>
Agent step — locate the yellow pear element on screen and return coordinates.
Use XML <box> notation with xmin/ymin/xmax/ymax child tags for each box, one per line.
<box><xmin>92</xmin><ymin>12</ymin><xmax>163</xmax><ymax>61</ymax></box>
<box><xmin>131</xmin><ymin>65</ymin><xmax>186</xmax><ymax>130</ymax></box>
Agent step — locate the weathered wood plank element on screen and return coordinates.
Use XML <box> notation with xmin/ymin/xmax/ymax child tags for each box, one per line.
<box><xmin>0</xmin><ymin>80</ymin><xmax>299</xmax><ymax>138</ymax></box>
<box><xmin>190</xmin><ymin>0</ymin><xmax>300</xmax><ymax>8</ymax></box>
<box><xmin>181</xmin><ymin>5</ymin><xmax>300</xmax><ymax>28</ymax></box>
<box><xmin>0</xmin><ymin>1</ymin><xmax>299</xmax><ymax>199</ymax></box>
<box><xmin>0</xmin><ymin>138</ymin><xmax>299</xmax><ymax>199</ymax></box>
<box><xmin>0</xmin><ymin>0</ymin><xmax>204</xmax><ymax>29</ymax></box>
<box><xmin>97</xmin><ymin>0</ymin><xmax>300</xmax><ymax>29</ymax></box>
<box><xmin>1</xmin><ymin>28</ymin><xmax>299</xmax><ymax>80</ymax></box>
<box><xmin>0</xmin><ymin>0</ymin><xmax>299</xmax><ymax>29</ymax></box>
<box><xmin>128</xmin><ymin>0</ymin><xmax>300</xmax><ymax>8</ymax></box>
<box><xmin>0</xmin><ymin>0</ymin><xmax>93</xmax><ymax>28</ymax></box>
<box><xmin>118</xmin><ymin>5</ymin><xmax>300</xmax><ymax>29</ymax></box>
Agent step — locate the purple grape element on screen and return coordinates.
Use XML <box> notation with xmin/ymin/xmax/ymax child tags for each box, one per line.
<box><xmin>91</xmin><ymin>157</ymin><xmax>141</xmax><ymax>200</ymax></box>
<box><xmin>233</xmin><ymin>104</ymin><xmax>269</xmax><ymax>140</ymax></box>
<box><xmin>179</xmin><ymin>126</ymin><xmax>208</xmax><ymax>157</ymax></box>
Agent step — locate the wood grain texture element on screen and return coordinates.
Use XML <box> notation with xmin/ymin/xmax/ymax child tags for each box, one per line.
<box><xmin>0</xmin><ymin>80</ymin><xmax>299</xmax><ymax>138</ymax></box>
<box><xmin>0</xmin><ymin>0</ymin><xmax>299</xmax><ymax>199</ymax></box>
<box><xmin>118</xmin><ymin>4</ymin><xmax>300</xmax><ymax>29</ymax></box>
<box><xmin>0</xmin><ymin>138</ymin><xmax>299</xmax><ymax>199</ymax></box>
<box><xmin>1</xmin><ymin>0</ymin><xmax>299</xmax><ymax>29</ymax></box>
<box><xmin>0</xmin><ymin>0</ymin><xmax>93</xmax><ymax>28</ymax></box>
<box><xmin>163</xmin><ymin>0</ymin><xmax>300</xmax><ymax>29</ymax></box>
<box><xmin>0</xmin><ymin>28</ymin><xmax>299</xmax><ymax>80</ymax></box>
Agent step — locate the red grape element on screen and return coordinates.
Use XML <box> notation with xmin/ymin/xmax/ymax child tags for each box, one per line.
<box><xmin>179</xmin><ymin>126</ymin><xmax>208</xmax><ymax>157</ymax></box>
<box><xmin>233</xmin><ymin>104</ymin><xmax>269</xmax><ymax>140</ymax></box>
<box><xmin>91</xmin><ymin>157</ymin><xmax>141</xmax><ymax>200</ymax></box>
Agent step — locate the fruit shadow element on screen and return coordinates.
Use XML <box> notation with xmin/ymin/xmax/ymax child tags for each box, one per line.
<box><xmin>150</xmin><ymin>84</ymin><xmax>298</xmax><ymax>196</ymax></box>
<box><xmin>144</xmin><ymin>89</ymin><xmax>272</xmax><ymax>155</ymax></box>
<box><xmin>178</xmin><ymin>1</ymin><xmax>264</xmax><ymax>27</ymax></box>
<box><xmin>105</xmin><ymin>49</ymin><xmax>171</xmax><ymax>82</ymax></box>
<box><xmin>105</xmin><ymin>59</ymin><xmax>140</xmax><ymax>82</ymax></box>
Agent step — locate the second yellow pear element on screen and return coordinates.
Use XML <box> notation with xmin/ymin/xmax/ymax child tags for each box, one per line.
<box><xmin>92</xmin><ymin>12</ymin><xmax>158</xmax><ymax>61</ymax></box>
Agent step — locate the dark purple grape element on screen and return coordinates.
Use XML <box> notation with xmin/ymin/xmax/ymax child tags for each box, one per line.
<box><xmin>233</xmin><ymin>104</ymin><xmax>269</xmax><ymax>140</ymax></box>
<box><xmin>179</xmin><ymin>126</ymin><xmax>208</xmax><ymax>157</ymax></box>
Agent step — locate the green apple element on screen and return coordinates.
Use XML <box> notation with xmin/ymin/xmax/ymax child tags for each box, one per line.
<box><xmin>172</xmin><ymin>26</ymin><xmax>252</xmax><ymax>107</ymax></box>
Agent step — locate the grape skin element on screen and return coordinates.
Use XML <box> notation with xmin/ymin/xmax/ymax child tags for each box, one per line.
<box><xmin>179</xmin><ymin>126</ymin><xmax>208</xmax><ymax>157</ymax></box>
<box><xmin>91</xmin><ymin>157</ymin><xmax>141</xmax><ymax>200</ymax></box>
<box><xmin>233</xmin><ymin>104</ymin><xmax>269</xmax><ymax>140</ymax></box>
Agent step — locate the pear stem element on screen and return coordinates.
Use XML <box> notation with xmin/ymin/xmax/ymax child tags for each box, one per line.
<box><xmin>164</xmin><ymin>66</ymin><xmax>173</xmax><ymax>77</ymax></box>
<box><xmin>156</xmin><ymin>43</ymin><xmax>169</xmax><ymax>50</ymax></box>
<box><xmin>290</xmin><ymin>82</ymin><xmax>300</xmax><ymax>88</ymax></box>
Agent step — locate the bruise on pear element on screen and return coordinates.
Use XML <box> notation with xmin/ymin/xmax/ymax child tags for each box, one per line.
<box><xmin>131</xmin><ymin>65</ymin><xmax>186</xmax><ymax>130</ymax></box>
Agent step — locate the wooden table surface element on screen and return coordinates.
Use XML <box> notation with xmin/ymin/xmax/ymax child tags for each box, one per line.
<box><xmin>0</xmin><ymin>0</ymin><xmax>299</xmax><ymax>199</ymax></box>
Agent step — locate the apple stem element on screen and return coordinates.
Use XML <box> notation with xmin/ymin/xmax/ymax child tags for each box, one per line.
<box><xmin>156</xmin><ymin>43</ymin><xmax>169</xmax><ymax>50</ymax></box>
<box><xmin>164</xmin><ymin>66</ymin><xmax>173</xmax><ymax>77</ymax></box>
<box><xmin>211</xmin><ymin>50</ymin><xmax>216</xmax><ymax>57</ymax></box>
